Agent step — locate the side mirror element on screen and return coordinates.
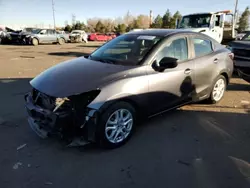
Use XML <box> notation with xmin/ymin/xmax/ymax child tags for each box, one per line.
<box><xmin>159</xmin><ymin>57</ymin><xmax>178</xmax><ymax>69</ymax></box>
<box><xmin>153</xmin><ymin>57</ymin><xmax>178</xmax><ymax>71</ymax></box>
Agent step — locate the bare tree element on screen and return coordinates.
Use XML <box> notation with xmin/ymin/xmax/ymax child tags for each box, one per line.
<box><xmin>123</xmin><ymin>11</ymin><xmax>134</xmax><ymax>26</ymax></box>
<box><xmin>87</xmin><ymin>18</ymin><xmax>99</xmax><ymax>32</ymax></box>
<box><xmin>136</xmin><ymin>14</ymin><xmax>151</xmax><ymax>28</ymax></box>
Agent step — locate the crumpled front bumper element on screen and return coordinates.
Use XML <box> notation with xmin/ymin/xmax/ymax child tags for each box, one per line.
<box><xmin>24</xmin><ymin>92</ymin><xmax>99</xmax><ymax>143</ymax></box>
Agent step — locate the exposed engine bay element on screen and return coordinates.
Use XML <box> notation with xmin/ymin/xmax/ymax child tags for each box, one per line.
<box><xmin>69</xmin><ymin>35</ymin><xmax>82</xmax><ymax>43</ymax></box>
<box><xmin>24</xmin><ymin>88</ymin><xmax>100</xmax><ymax>146</ymax></box>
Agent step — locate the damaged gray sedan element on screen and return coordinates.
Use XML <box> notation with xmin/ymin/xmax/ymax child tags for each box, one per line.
<box><xmin>25</xmin><ymin>29</ymin><xmax>233</xmax><ymax>148</ymax></box>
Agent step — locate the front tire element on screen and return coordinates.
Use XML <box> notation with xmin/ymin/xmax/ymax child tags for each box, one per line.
<box><xmin>208</xmin><ymin>75</ymin><xmax>226</xmax><ymax>104</ymax></box>
<box><xmin>96</xmin><ymin>102</ymin><xmax>136</xmax><ymax>149</ymax></box>
<box><xmin>32</xmin><ymin>38</ymin><xmax>38</xmax><ymax>46</ymax></box>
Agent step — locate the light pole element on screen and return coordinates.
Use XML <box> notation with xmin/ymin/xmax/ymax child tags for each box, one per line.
<box><xmin>52</xmin><ymin>0</ymin><xmax>56</xmax><ymax>29</ymax></box>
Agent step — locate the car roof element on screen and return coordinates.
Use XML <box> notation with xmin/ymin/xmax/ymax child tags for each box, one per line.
<box><xmin>125</xmin><ymin>29</ymin><xmax>196</xmax><ymax>37</ymax></box>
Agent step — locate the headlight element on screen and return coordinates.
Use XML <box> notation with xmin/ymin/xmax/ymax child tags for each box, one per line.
<box><xmin>69</xmin><ymin>90</ymin><xmax>101</xmax><ymax>108</ymax></box>
<box><xmin>53</xmin><ymin>90</ymin><xmax>101</xmax><ymax>112</ymax></box>
<box><xmin>53</xmin><ymin>97</ymin><xmax>69</xmax><ymax>112</ymax></box>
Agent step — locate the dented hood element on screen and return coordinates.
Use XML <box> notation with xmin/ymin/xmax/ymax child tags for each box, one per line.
<box><xmin>30</xmin><ymin>57</ymin><xmax>133</xmax><ymax>97</ymax></box>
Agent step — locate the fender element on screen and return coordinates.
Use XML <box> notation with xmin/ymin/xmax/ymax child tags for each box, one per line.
<box><xmin>89</xmin><ymin>92</ymin><xmax>142</xmax><ymax>114</ymax></box>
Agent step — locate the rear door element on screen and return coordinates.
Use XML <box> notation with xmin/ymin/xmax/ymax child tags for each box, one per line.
<box><xmin>47</xmin><ymin>29</ymin><xmax>57</xmax><ymax>42</ymax></box>
<box><xmin>190</xmin><ymin>35</ymin><xmax>220</xmax><ymax>100</ymax></box>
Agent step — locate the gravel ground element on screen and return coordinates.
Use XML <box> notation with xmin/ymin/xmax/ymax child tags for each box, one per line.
<box><xmin>0</xmin><ymin>43</ymin><xmax>250</xmax><ymax>188</ymax></box>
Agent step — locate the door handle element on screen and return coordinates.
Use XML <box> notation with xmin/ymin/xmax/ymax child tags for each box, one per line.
<box><xmin>184</xmin><ymin>68</ymin><xmax>192</xmax><ymax>75</ymax></box>
<box><xmin>213</xmin><ymin>58</ymin><xmax>219</xmax><ymax>63</ymax></box>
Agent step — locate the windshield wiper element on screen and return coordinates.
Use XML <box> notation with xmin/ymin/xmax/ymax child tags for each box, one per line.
<box><xmin>89</xmin><ymin>56</ymin><xmax>115</xmax><ymax>64</ymax></box>
<box><xmin>99</xmin><ymin>59</ymin><xmax>115</xmax><ymax>64</ymax></box>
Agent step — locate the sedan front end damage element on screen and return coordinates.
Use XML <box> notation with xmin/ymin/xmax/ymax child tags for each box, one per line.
<box><xmin>24</xmin><ymin>88</ymin><xmax>100</xmax><ymax>145</ymax></box>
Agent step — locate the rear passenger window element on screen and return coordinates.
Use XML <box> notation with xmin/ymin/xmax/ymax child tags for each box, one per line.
<box><xmin>192</xmin><ymin>38</ymin><xmax>213</xmax><ymax>57</ymax></box>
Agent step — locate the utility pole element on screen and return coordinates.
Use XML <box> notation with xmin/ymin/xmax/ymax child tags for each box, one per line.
<box><xmin>72</xmin><ymin>14</ymin><xmax>76</xmax><ymax>25</ymax></box>
<box><xmin>234</xmin><ymin>0</ymin><xmax>238</xmax><ymax>21</ymax></box>
<box><xmin>149</xmin><ymin>10</ymin><xmax>153</xmax><ymax>26</ymax></box>
<box><xmin>52</xmin><ymin>0</ymin><xmax>56</xmax><ymax>29</ymax></box>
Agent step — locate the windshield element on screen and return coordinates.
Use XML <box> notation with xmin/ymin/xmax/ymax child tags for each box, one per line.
<box><xmin>179</xmin><ymin>14</ymin><xmax>212</xmax><ymax>28</ymax></box>
<box><xmin>89</xmin><ymin>34</ymin><xmax>163</xmax><ymax>66</ymax></box>
<box><xmin>242</xmin><ymin>32</ymin><xmax>250</xmax><ymax>41</ymax></box>
<box><xmin>71</xmin><ymin>32</ymin><xmax>81</xmax><ymax>34</ymax></box>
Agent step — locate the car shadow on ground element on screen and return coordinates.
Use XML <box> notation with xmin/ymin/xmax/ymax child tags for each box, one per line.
<box><xmin>48</xmin><ymin>52</ymin><xmax>91</xmax><ymax>57</ymax></box>
<box><xmin>1</xmin><ymin>78</ymin><xmax>250</xmax><ymax>187</ymax></box>
<box><xmin>77</xmin><ymin>43</ymin><xmax>104</xmax><ymax>48</ymax></box>
<box><xmin>227</xmin><ymin>83</ymin><xmax>250</xmax><ymax>91</ymax></box>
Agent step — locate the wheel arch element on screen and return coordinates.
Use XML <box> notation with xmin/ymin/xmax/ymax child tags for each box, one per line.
<box><xmin>97</xmin><ymin>95</ymin><xmax>141</xmax><ymax>116</ymax></box>
<box><xmin>219</xmin><ymin>71</ymin><xmax>229</xmax><ymax>85</ymax></box>
<box><xmin>32</xmin><ymin>37</ymin><xmax>39</xmax><ymax>43</ymax></box>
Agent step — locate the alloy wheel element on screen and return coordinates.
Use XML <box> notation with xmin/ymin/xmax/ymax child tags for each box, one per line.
<box><xmin>212</xmin><ymin>78</ymin><xmax>225</xmax><ymax>102</ymax></box>
<box><xmin>105</xmin><ymin>109</ymin><xmax>133</xmax><ymax>144</ymax></box>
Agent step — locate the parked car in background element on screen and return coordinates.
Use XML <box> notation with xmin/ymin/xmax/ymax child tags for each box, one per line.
<box><xmin>88</xmin><ymin>33</ymin><xmax>112</xmax><ymax>41</ymax></box>
<box><xmin>106</xmin><ymin>32</ymin><xmax>117</xmax><ymax>39</ymax></box>
<box><xmin>0</xmin><ymin>27</ymin><xmax>7</xmax><ymax>44</ymax></box>
<box><xmin>25</xmin><ymin>29</ymin><xmax>233</xmax><ymax>148</ymax></box>
<box><xmin>23</xmin><ymin>29</ymin><xmax>67</xmax><ymax>45</ymax></box>
<box><xmin>9</xmin><ymin>27</ymin><xmax>38</xmax><ymax>44</ymax></box>
<box><xmin>229</xmin><ymin>31</ymin><xmax>250</xmax><ymax>83</ymax></box>
<box><xmin>69</xmin><ymin>30</ymin><xmax>88</xmax><ymax>43</ymax></box>
<box><xmin>235</xmin><ymin>30</ymin><xmax>249</xmax><ymax>40</ymax></box>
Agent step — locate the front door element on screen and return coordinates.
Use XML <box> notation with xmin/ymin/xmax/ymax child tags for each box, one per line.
<box><xmin>146</xmin><ymin>36</ymin><xmax>195</xmax><ymax>114</ymax></box>
<box><xmin>210</xmin><ymin>14</ymin><xmax>224</xmax><ymax>43</ymax></box>
<box><xmin>38</xmin><ymin>29</ymin><xmax>48</xmax><ymax>43</ymax></box>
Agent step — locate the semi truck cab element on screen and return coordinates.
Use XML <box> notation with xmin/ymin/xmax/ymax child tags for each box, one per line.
<box><xmin>177</xmin><ymin>10</ymin><xmax>237</xmax><ymax>43</ymax></box>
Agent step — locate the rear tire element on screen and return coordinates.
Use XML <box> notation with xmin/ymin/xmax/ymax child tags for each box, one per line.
<box><xmin>207</xmin><ymin>75</ymin><xmax>226</xmax><ymax>104</ymax></box>
<box><xmin>32</xmin><ymin>38</ymin><xmax>38</xmax><ymax>46</ymax></box>
<box><xmin>96</xmin><ymin>102</ymin><xmax>136</xmax><ymax>149</ymax></box>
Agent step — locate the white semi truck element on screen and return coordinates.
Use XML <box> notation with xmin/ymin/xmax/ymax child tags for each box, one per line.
<box><xmin>176</xmin><ymin>9</ymin><xmax>238</xmax><ymax>44</ymax></box>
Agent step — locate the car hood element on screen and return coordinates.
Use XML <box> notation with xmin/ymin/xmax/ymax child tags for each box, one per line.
<box><xmin>229</xmin><ymin>41</ymin><xmax>250</xmax><ymax>49</ymax></box>
<box><xmin>30</xmin><ymin>57</ymin><xmax>134</xmax><ymax>97</ymax></box>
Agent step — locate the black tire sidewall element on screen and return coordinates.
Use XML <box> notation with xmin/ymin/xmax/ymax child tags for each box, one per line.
<box><xmin>96</xmin><ymin>101</ymin><xmax>136</xmax><ymax>149</ymax></box>
<box><xmin>209</xmin><ymin>75</ymin><xmax>226</xmax><ymax>104</ymax></box>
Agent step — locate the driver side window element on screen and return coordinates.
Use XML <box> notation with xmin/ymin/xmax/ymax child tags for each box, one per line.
<box><xmin>40</xmin><ymin>29</ymin><xmax>47</xmax><ymax>35</ymax></box>
<box><xmin>156</xmin><ymin>37</ymin><xmax>188</xmax><ymax>63</ymax></box>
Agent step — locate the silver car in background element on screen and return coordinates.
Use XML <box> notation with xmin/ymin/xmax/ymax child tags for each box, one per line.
<box><xmin>25</xmin><ymin>29</ymin><xmax>234</xmax><ymax>149</ymax></box>
<box><xmin>25</xmin><ymin>29</ymin><xmax>67</xmax><ymax>45</ymax></box>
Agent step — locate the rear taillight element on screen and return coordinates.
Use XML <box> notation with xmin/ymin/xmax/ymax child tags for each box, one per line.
<box><xmin>228</xmin><ymin>52</ymin><xmax>234</xmax><ymax>60</ymax></box>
